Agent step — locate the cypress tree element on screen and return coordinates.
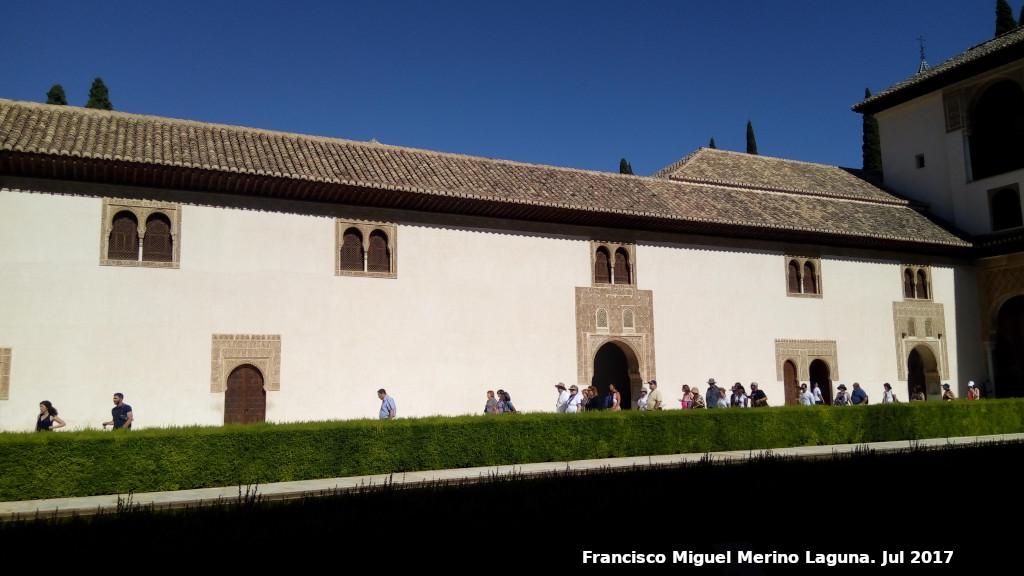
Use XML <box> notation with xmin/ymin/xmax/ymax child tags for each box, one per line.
<box><xmin>1019</xmin><ymin>5</ymin><xmax>1024</xmax><ymax>26</ymax></box>
<box><xmin>746</xmin><ymin>121</ymin><xmax>758</xmax><ymax>155</ymax></box>
<box><xmin>619</xmin><ymin>158</ymin><xmax>633</xmax><ymax>175</ymax></box>
<box><xmin>862</xmin><ymin>88</ymin><xmax>883</xmax><ymax>175</ymax></box>
<box><xmin>46</xmin><ymin>84</ymin><xmax>67</xmax><ymax>105</ymax></box>
<box><xmin>85</xmin><ymin>78</ymin><xmax>113</xmax><ymax>110</ymax></box>
<box><xmin>709</xmin><ymin>138</ymin><xmax>717</xmax><ymax>149</ymax></box>
<box><xmin>996</xmin><ymin>0</ymin><xmax>1017</xmax><ymax>36</ymax></box>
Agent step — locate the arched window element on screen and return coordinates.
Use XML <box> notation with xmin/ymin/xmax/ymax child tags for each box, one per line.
<box><xmin>991</xmin><ymin>187</ymin><xmax>1024</xmax><ymax>231</ymax></box>
<box><xmin>916</xmin><ymin>269</ymin><xmax>929</xmax><ymax>300</ymax></box>
<box><xmin>596</xmin><ymin>308</ymin><xmax>608</xmax><ymax>328</ymax></box>
<box><xmin>904</xmin><ymin>269</ymin><xmax>916</xmax><ymax>298</ymax></box>
<box><xmin>336</xmin><ymin>220</ymin><xmax>397</xmax><ymax>278</ymax></box>
<box><xmin>367</xmin><ymin>230</ymin><xmax>390</xmax><ymax>273</ymax></box>
<box><xmin>786</xmin><ymin>257</ymin><xmax>822</xmax><ymax>297</ymax></box>
<box><xmin>970</xmin><ymin>80</ymin><xmax>1024</xmax><ymax>180</ymax></box>
<box><xmin>101</xmin><ymin>199</ymin><xmax>180</xmax><ymax>268</ymax></box>
<box><xmin>594</xmin><ymin>247</ymin><xmax>611</xmax><ymax>284</ymax></box>
<box><xmin>623</xmin><ymin>308</ymin><xmax>635</xmax><ymax>329</ymax></box>
<box><xmin>902</xmin><ymin>265</ymin><xmax>933</xmax><ymax>300</ymax></box>
<box><xmin>802</xmin><ymin>261</ymin><xmax>817</xmax><ymax>294</ymax></box>
<box><xmin>108</xmin><ymin>211</ymin><xmax>139</xmax><ymax>260</ymax></box>
<box><xmin>339</xmin><ymin>228</ymin><xmax>364</xmax><ymax>271</ymax></box>
<box><xmin>613</xmin><ymin>248</ymin><xmax>632</xmax><ymax>284</ymax></box>
<box><xmin>787</xmin><ymin>260</ymin><xmax>801</xmax><ymax>293</ymax></box>
<box><xmin>142</xmin><ymin>213</ymin><xmax>173</xmax><ymax>262</ymax></box>
<box><xmin>908</xmin><ymin>318</ymin><xmax>917</xmax><ymax>338</ymax></box>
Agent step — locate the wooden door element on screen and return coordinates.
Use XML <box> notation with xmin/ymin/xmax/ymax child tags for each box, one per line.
<box><xmin>225</xmin><ymin>365</ymin><xmax>266</xmax><ymax>424</ymax></box>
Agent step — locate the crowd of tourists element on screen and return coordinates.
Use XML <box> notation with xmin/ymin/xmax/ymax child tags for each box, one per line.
<box><xmin>481</xmin><ymin>377</ymin><xmax>986</xmax><ymax>415</ymax></box>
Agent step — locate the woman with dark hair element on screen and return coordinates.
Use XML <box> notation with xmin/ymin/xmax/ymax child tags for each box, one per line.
<box><xmin>731</xmin><ymin>384</ymin><xmax>748</xmax><ymax>408</ymax></box>
<box><xmin>500</xmin><ymin>390</ymin><xmax>517</xmax><ymax>413</ymax></box>
<box><xmin>881</xmin><ymin>382</ymin><xmax>898</xmax><ymax>403</ymax></box>
<box><xmin>910</xmin><ymin>386</ymin><xmax>926</xmax><ymax>402</ymax></box>
<box><xmin>606</xmin><ymin>384</ymin><xmax>621</xmax><ymax>411</ymax></box>
<box><xmin>37</xmin><ymin>400</ymin><xmax>66</xmax><ymax>431</ymax></box>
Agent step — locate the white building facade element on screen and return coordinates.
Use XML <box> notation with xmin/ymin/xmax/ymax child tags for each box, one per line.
<box><xmin>0</xmin><ymin>92</ymin><xmax>987</xmax><ymax>430</ymax></box>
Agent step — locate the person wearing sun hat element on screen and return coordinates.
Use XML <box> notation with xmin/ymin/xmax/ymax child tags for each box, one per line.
<box><xmin>705</xmin><ymin>378</ymin><xmax>720</xmax><ymax>408</ymax></box>
<box><xmin>554</xmin><ymin>382</ymin><xmax>569</xmax><ymax>413</ymax></box>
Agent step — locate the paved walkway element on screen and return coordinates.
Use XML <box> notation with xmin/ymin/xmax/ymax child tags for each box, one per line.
<box><xmin>3</xmin><ymin>433</ymin><xmax>1021</xmax><ymax>520</ymax></box>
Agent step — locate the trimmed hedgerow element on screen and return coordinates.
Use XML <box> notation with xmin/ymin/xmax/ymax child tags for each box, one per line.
<box><xmin>1</xmin><ymin>399</ymin><xmax>1022</xmax><ymax>502</ymax></box>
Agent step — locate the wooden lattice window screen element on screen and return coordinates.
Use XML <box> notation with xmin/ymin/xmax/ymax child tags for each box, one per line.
<box><xmin>142</xmin><ymin>213</ymin><xmax>173</xmax><ymax>262</ymax></box>
<box><xmin>595</xmin><ymin>248</ymin><xmax>611</xmax><ymax>284</ymax></box>
<box><xmin>340</xmin><ymin>229</ymin><xmax>364</xmax><ymax>271</ymax></box>
<box><xmin>367</xmin><ymin>230</ymin><xmax>390</xmax><ymax>272</ymax></box>
<box><xmin>613</xmin><ymin>248</ymin><xmax>631</xmax><ymax>284</ymax></box>
<box><xmin>108</xmin><ymin>212</ymin><xmax>139</xmax><ymax>260</ymax></box>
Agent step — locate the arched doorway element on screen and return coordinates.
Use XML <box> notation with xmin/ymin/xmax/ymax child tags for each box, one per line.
<box><xmin>783</xmin><ymin>359</ymin><xmax>799</xmax><ymax>405</ymax></box>
<box><xmin>908</xmin><ymin>346</ymin><xmax>940</xmax><ymax>399</ymax></box>
<box><xmin>808</xmin><ymin>359</ymin><xmax>833</xmax><ymax>404</ymax></box>
<box><xmin>225</xmin><ymin>364</ymin><xmax>266</xmax><ymax>424</ymax></box>
<box><xmin>591</xmin><ymin>341</ymin><xmax>640</xmax><ymax>409</ymax></box>
<box><xmin>993</xmin><ymin>295</ymin><xmax>1024</xmax><ymax>398</ymax></box>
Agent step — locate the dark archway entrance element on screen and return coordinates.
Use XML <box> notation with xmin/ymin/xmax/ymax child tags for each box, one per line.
<box><xmin>908</xmin><ymin>346</ymin><xmax>940</xmax><ymax>400</ymax></box>
<box><xmin>592</xmin><ymin>341</ymin><xmax>638</xmax><ymax>409</ymax></box>
<box><xmin>808</xmin><ymin>359</ymin><xmax>833</xmax><ymax>404</ymax></box>
<box><xmin>783</xmin><ymin>359</ymin><xmax>799</xmax><ymax>406</ymax></box>
<box><xmin>225</xmin><ymin>364</ymin><xmax>266</xmax><ymax>424</ymax></box>
<box><xmin>970</xmin><ymin>80</ymin><xmax>1024</xmax><ymax>180</ymax></box>
<box><xmin>993</xmin><ymin>295</ymin><xmax>1024</xmax><ymax>398</ymax></box>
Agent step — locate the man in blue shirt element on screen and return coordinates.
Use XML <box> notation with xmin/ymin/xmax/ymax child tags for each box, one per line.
<box><xmin>378</xmin><ymin>389</ymin><xmax>396</xmax><ymax>420</ymax></box>
<box><xmin>851</xmin><ymin>382</ymin><xmax>869</xmax><ymax>405</ymax></box>
<box><xmin>103</xmin><ymin>392</ymin><xmax>134</xmax><ymax>429</ymax></box>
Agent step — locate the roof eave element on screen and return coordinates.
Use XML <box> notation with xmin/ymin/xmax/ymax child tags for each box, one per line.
<box><xmin>853</xmin><ymin>41</ymin><xmax>1024</xmax><ymax>115</ymax></box>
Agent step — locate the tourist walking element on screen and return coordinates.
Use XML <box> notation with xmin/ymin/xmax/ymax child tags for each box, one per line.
<box><xmin>36</xmin><ymin>400</ymin><xmax>66</xmax><ymax>431</ymax></box>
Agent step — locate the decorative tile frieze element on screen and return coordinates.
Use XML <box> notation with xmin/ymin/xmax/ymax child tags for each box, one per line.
<box><xmin>892</xmin><ymin>301</ymin><xmax>949</xmax><ymax>380</ymax></box>
<box><xmin>774</xmin><ymin>340</ymin><xmax>838</xmax><ymax>381</ymax></box>
<box><xmin>575</xmin><ymin>286</ymin><xmax>655</xmax><ymax>388</ymax></box>
<box><xmin>211</xmin><ymin>334</ymin><xmax>281</xmax><ymax>392</ymax></box>
<box><xmin>0</xmin><ymin>348</ymin><xmax>10</xmax><ymax>400</ymax></box>
<box><xmin>977</xmin><ymin>253</ymin><xmax>1024</xmax><ymax>337</ymax></box>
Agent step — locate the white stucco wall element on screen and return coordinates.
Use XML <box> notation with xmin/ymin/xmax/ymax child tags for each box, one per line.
<box><xmin>0</xmin><ymin>188</ymin><xmax>586</xmax><ymax>430</ymax></box>
<box><xmin>0</xmin><ymin>186</ymin><xmax>986</xmax><ymax>430</ymax></box>
<box><xmin>640</xmin><ymin>243</ymin><xmax>974</xmax><ymax>406</ymax></box>
<box><xmin>876</xmin><ymin>95</ymin><xmax>958</xmax><ymax>224</ymax></box>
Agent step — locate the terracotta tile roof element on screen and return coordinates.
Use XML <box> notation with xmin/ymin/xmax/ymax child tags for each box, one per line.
<box><xmin>0</xmin><ymin>99</ymin><xmax>970</xmax><ymax>251</ymax></box>
<box><xmin>854</xmin><ymin>27</ymin><xmax>1024</xmax><ymax>114</ymax></box>
<box><xmin>653</xmin><ymin>148</ymin><xmax>895</xmax><ymax>203</ymax></box>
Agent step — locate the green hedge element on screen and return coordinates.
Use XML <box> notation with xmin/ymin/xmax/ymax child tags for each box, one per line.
<box><xmin>2</xmin><ymin>399</ymin><xmax>1022</xmax><ymax>502</ymax></box>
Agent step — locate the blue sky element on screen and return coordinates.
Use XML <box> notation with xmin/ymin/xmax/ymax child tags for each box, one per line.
<box><xmin>0</xmin><ymin>1</ymin><xmax>1010</xmax><ymax>175</ymax></box>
